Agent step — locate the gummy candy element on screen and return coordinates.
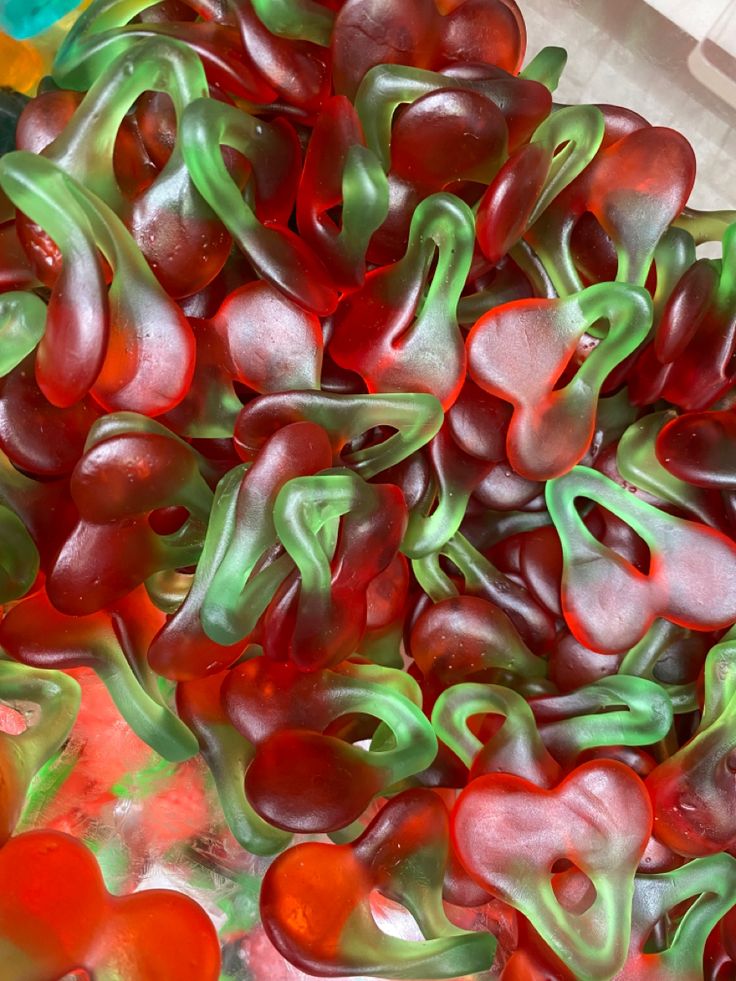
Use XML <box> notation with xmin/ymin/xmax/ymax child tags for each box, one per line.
<box><xmin>0</xmin><ymin>0</ymin><xmax>734</xmax><ymax>977</ymax></box>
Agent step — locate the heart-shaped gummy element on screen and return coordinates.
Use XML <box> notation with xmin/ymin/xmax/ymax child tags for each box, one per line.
<box><xmin>453</xmin><ymin>760</ymin><xmax>651</xmax><ymax>979</ymax></box>
<box><xmin>0</xmin><ymin>830</ymin><xmax>220</xmax><ymax>980</ymax></box>
<box><xmin>547</xmin><ymin>466</ymin><xmax>736</xmax><ymax>653</ymax></box>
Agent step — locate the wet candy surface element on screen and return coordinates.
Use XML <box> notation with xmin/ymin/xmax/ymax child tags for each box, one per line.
<box><xmin>0</xmin><ymin>1</ymin><xmax>736</xmax><ymax>979</ymax></box>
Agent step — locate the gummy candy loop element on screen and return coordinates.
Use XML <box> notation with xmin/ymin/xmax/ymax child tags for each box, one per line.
<box><xmin>454</xmin><ymin>760</ymin><xmax>652</xmax><ymax>979</ymax></box>
<box><xmin>467</xmin><ymin>281</ymin><xmax>652</xmax><ymax>480</ymax></box>
<box><xmin>234</xmin><ymin>391</ymin><xmax>444</xmax><ymax>479</ymax></box>
<box><xmin>530</xmin><ymin>675</ymin><xmax>673</xmax><ymax>764</ymax></box>
<box><xmin>431</xmin><ymin>682</ymin><xmax>559</xmax><ymax>785</ymax></box>
<box><xmin>0</xmin><ymin>660</ymin><xmax>80</xmax><ymax>844</ymax></box>
<box><xmin>176</xmin><ymin>670</ymin><xmax>292</xmax><ymax>854</ymax></box>
<box><xmin>180</xmin><ymin>97</ymin><xmax>338</xmax><ymax>315</ymax></box>
<box><xmin>261</xmin><ymin>788</ymin><xmax>496</xmax><ymax>978</ymax></box>
<box><xmin>547</xmin><ymin>465</ymin><xmax>736</xmax><ymax>653</ymax></box>
<box><xmin>0</xmin><ymin>151</ymin><xmax>196</xmax><ymax>414</ymax></box>
<box><xmin>224</xmin><ymin>658</ymin><xmax>438</xmax><ymax>833</ymax></box>
<box><xmin>621</xmin><ymin>853</ymin><xmax>736</xmax><ymax>979</ymax></box>
<box><xmin>0</xmin><ymin>589</ymin><xmax>200</xmax><ymax>762</ymax></box>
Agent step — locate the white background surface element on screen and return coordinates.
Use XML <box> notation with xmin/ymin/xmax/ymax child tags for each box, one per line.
<box><xmin>642</xmin><ymin>0</ymin><xmax>730</xmax><ymax>40</ymax></box>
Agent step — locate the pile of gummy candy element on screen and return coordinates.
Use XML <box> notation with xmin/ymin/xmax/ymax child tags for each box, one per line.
<box><xmin>2</xmin><ymin>0</ymin><xmax>736</xmax><ymax>977</ymax></box>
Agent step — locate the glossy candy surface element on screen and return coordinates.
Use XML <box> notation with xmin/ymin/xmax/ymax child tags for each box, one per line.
<box><xmin>0</xmin><ymin>829</ymin><xmax>220</xmax><ymax>979</ymax></box>
<box><xmin>1</xmin><ymin>0</ymin><xmax>736</xmax><ymax>977</ymax></box>
<box><xmin>454</xmin><ymin>761</ymin><xmax>652</xmax><ymax>979</ymax></box>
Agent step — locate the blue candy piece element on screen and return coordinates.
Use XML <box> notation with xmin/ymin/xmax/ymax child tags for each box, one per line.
<box><xmin>0</xmin><ymin>0</ymin><xmax>80</xmax><ymax>39</ymax></box>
